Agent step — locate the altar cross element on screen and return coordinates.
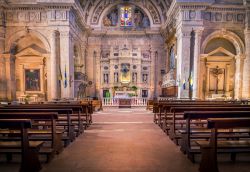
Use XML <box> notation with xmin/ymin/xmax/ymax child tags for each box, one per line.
<box><xmin>211</xmin><ymin>66</ymin><xmax>224</xmax><ymax>94</ymax></box>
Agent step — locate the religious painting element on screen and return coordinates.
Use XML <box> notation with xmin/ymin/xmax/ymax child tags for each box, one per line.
<box><xmin>134</xmin><ymin>8</ymin><xmax>150</xmax><ymax>28</ymax></box>
<box><xmin>141</xmin><ymin>16</ymin><xmax>150</xmax><ymax>28</ymax></box>
<box><xmin>120</xmin><ymin>63</ymin><xmax>130</xmax><ymax>83</ymax></box>
<box><xmin>120</xmin><ymin>6</ymin><xmax>132</xmax><ymax>27</ymax></box>
<box><xmin>25</xmin><ymin>69</ymin><xmax>40</xmax><ymax>91</ymax></box>
<box><xmin>103</xmin><ymin>8</ymin><xmax>118</xmax><ymax>27</ymax></box>
<box><xmin>134</xmin><ymin>9</ymin><xmax>143</xmax><ymax>28</ymax></box>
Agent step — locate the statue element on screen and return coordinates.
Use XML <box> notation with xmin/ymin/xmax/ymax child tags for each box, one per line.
<box><xmin>103</xmin><ymin>74</ymin><xmax>109</xmax><ymax>83</ymax></box>
<box><xmin>143</xmin><ymin>74</ymin><xmax>148</xmax><ymax>83</ymax></box>
<box><xmin>132</xmin><ymin>73</ymin><xmax>137</xmax><ymax>83</ymax></box>
<box><xmin>78</xmin><ymin>83</ymin><xmax>87</xmax><ymax>99</ymax></box>
<box><xmin>114</xmin><ymin>72</ymin><xmax>118</xmax><ymax>83</ymax></box>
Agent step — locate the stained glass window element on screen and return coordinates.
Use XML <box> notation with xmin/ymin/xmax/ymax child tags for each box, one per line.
<box><xmin>120</xmin><ymin>6</ymin><xmax>132</xmax><ymax>27</ymax></box>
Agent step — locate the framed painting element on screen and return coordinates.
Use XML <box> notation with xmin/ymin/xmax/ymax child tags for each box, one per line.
<box><xmin>25</xmin><ymin>69</ymin><xmax>41</xmax><ymax>91</ymax></box>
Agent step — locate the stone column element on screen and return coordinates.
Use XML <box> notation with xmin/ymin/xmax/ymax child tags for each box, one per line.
<box><xmin>176</xmin><ymin>28</ymin><xmax>192</xmax><ymax>98</ymax></box>
<box><xmin>242</xmin><ymin>29</ymin><xmax>250</xmax><ymax>98</ymax></box>
<box><xmin>199</xmin><ymin>57</ymin><xmax>206</xmax><ymax>99</ymax></box>
<box><xmin>85</xmin><ymin>47</ymin><xmax>95</xmax><ymax>97</ymax></box>
<box><xmin>95</xmin><ymin>49</ymin><xmax>101</xmax><ymax>98</ymax></box>
<box><xmin>0</xmin><ymin>56</ymin><xmax>6</xmax><ymax>100</ymax></box>
<box><xmin>150</xmin><ymin>49</ymin><xmax>156</xmax><ymax>99</ymax></box>
<box><xmin>154</xmin><ymin>51</ymin><xmax>158</xmax><ymax>98</ymax></box>
<box><xmin>205</xmin><ymin>65</ymin><xmax>210</xmax><ymax>98</ymax></box>
<box><xmin>5</xmin><ymin>54</ymin><xmax>16</xmax><ymax>101</ymax></box>
<box><xmin>60</xmin><ymin>30</ymin><xmax>74</xmax><ymax>99</ymax></box>
<box><xmin>81</xmin><ymin>44</ymin><xmax>87</xmax><ymax>74</ymax></box>
<box><xmin>0</xmin><ymin>10</ymin><xmax>7</xmax><ymax>101</ymax></box>
<box><xmin>165</xmin><ymin>46</ymin><xmax>169</xmax><ymax>73</ymax></box>
<box><xmin>225</xmin><ymin>64</ymin><xmax>230</xmax><ymax>94</ymax></box>
<box><xmin>192</xmin><ymin>29</ymin><xmax>203</xmax><ymax>99</ymax></box>
<box><xmin>50</xmin><ymin>30</ymin><xmax>58</xmax><ymax>100</ymax></box>
<box><xmin>234</xmin><ymin>55</ymin><xmax>244</xmax><ymax>99</ymax></box>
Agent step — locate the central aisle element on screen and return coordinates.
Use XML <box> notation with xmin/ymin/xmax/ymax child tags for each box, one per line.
<box><xmin>42</xmin><ymin>108</ymin><xmax>197</xmax><ymax>172</ymax></box>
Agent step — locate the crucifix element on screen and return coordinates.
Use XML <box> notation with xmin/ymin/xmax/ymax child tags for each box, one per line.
<box><xmin>210</xmin><ymin>66</ymin><xmax>224</xmax><ymax>94</ymax></box>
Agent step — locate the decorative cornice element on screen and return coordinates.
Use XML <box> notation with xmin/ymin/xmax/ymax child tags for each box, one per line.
<box><xmin>162</xmin><ymin>3</ymin><xmax>246</xmax><ymax>33</ymax></box>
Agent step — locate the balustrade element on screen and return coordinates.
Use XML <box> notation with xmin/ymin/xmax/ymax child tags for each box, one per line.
<box><xmin>102</xmin><ymin>97</ymin><xmax>147</xmax><ymax>107</ymax></box>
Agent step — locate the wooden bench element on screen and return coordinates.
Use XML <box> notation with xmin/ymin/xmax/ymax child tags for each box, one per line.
<box><xmin>0</xmin><ymin>119</ymin><xmax>44</xmax><ymax>172</ymax></box>
<box><xmin>3</xmin><ymin>104</ymin><xmax>89</xmax><ymax>135</ymax></box>
<box><xmin>168</xmin><ymin>106</ymin><xmax>250</xmax><ymax>144</ymax></box>
<box><xmin>197</xmin><ymin>118</ymin><xmax>250</xmax><ymax>172</ymax></box>
<box><xmin>146</xmin><ymin>100</ymin><xmax>154</xmax><ymax>111</ymax></box>
<box><xmin>0</xmin><ymin>108</ymin><xmax>75</xmax><ymax>145</ymax></box>
<box><xmin>0</xmin><ymin>112</ymin><xmax>62</xmax><ymax>162</ymax></box>
<box><xmin>92</xmin><ymin>100</ymin><xmax>103</xmax><ymax>111</ymax></box>
<box><xmin>183</xmin><ymin>111</ymin><xmax>250</xmax><ymax>162</ymax></box>
<box><xmin>160</xmin><ymin>103</ymin><xmax>249</xmax><ymax>135</ymax></box>
<box><xmin>44</xmin><ymin>103</ymin><xmax>93</xmax><ymax>128</ymax></box>
<box><xmin>153</xmin><ymin>100</ymin><xmax>242</xmax><ymax>125</ymax></box>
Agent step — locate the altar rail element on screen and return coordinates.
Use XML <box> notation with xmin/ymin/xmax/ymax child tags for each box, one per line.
<box><xmin>102</xmin><ymin>98</ymin><xmax>147</xmax><ymax>107</ymax></box>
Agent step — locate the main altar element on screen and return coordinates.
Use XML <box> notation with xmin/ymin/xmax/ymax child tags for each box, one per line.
<box><xmin>99</xmin><ymin>43</ymin><xmax>152</xmax><ymax>99</ymax></box>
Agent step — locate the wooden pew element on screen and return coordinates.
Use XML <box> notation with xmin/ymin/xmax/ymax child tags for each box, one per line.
<box><xmin>146</xmin><ymin>100</ymin><xmax>154</xmax><ymax>111</ymax></box>
<box><xmin>183</xmin><ymin>111</ymin><xmax>250</xmax><ymax>162</ymax></box>
<box><xmin>0</xmin><ymin>119</ymin><xmax>44</xmax><ymax>172</ymax></box>
<box><xmin>153</xmin><ymin>100</ymin><xmax>241</xmax><ymax>125</ymax></box>
<box><xmin>160</xmin><ymin>103</ymin><xmax>249</xmax><ymax>135</ymax></box>
<box><xmin>0</xmin><ymin>108</ymin><xmax>75</xmax><ymax>145</ymax></box>
<box><xmin>158</xmin><ymin>103</ymin><xmax>246</xmax><ymax>129</ymax></box>
<box><xmin>2</xmin><ymin>104</ymin><xmax>88</xmax><ymax>135</ymax></box>
<box><xmin>197</xmin><ymin>118</ymin><xmax>250</xmax><ymax>172</ymax></box>
<box><xmin>44</xmin><ymin>103</ymin><xmax>93</xmax><ymax>127</ymax></box>
<box><xmin>0</xmin><ymin>112</ymin><xmax>62</xmax><ymax>162</ymax></box>
<box><xmin>168</xmin><ymin>106</ymin><xmax>250</xmax><ymax>144</ymax></box>
<box><xmin>92</xmin><ymin>100</ymin><xmax>103</xmax><ymax>111</ymax></box>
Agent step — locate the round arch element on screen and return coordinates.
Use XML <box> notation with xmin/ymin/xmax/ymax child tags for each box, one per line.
<box><xmin>88</xmin><ymin>1</ymin><xmax>160</xmax><ymax>28</ymax></box>
<box><xmin>6</xmin><ymin>29</ymin><xmax>51</xmax><ymax>53</ymax></box>
<box><xmin>200</xmin><ymin>29</ymin><xmax>245</xmax><ymax>100</ymax></box>
<box><xmin>201</xmin><ymin>30</ymin><xmax>245</xmax><ymax>56</ymax></box>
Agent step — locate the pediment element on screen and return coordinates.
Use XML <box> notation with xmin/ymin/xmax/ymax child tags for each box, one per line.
<box><xmin>207</xmin><ymin>47</ymin><xmax>235</xmax><ymax>57</ymax></box>
<box><xmin>16</xmin><ymin>44</ymin><xmax>48</xmax><ymax>57</ymax></box>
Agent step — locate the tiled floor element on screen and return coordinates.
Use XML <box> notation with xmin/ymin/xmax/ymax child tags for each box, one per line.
<box><xmin>1</xmin><ymin>108</ymin><xmax>250</xmax><ymax>172</ymax></box>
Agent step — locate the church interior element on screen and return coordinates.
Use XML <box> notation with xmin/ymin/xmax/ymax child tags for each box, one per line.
<box><xmin>0</xmin><ymin>0</ymin><xmax>250</xmax><ymax>172</ymax></box>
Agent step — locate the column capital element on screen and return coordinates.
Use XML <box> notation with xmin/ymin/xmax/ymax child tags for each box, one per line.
<box><xmin>176</xmin><ymin>30</ymin><xmax>192</xmax><ymax>39</ymax></box>
<box><xmin>235</xmin><ymin>54</ymin><xmax>245</xmax><ymax>60</ymax></box>
<box><xmin>194</xmin><ymin>28</ymin><xmax>204</xmax><ymax>36</ymax></box>
<box><xmin>51</xmin><ymin>30</ymin><xmax>58</xmax><ymax>36</ymax></box>
<box><xmin>244</xmin><ymin>28</ymin><xmax>250</xmax><ymax>35</ymax></box>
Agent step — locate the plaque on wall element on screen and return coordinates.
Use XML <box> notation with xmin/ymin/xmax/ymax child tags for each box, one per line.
<box><xmin>25</xmin><ymin>69</ymin><xmax>40</xmax><ymax>91</ymax></box>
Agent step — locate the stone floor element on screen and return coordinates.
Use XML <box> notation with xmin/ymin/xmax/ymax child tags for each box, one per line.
<box><xmin>1</xmin><ymin>108</ymin><xmax>250</xmax><ymax>172</ymax></box>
